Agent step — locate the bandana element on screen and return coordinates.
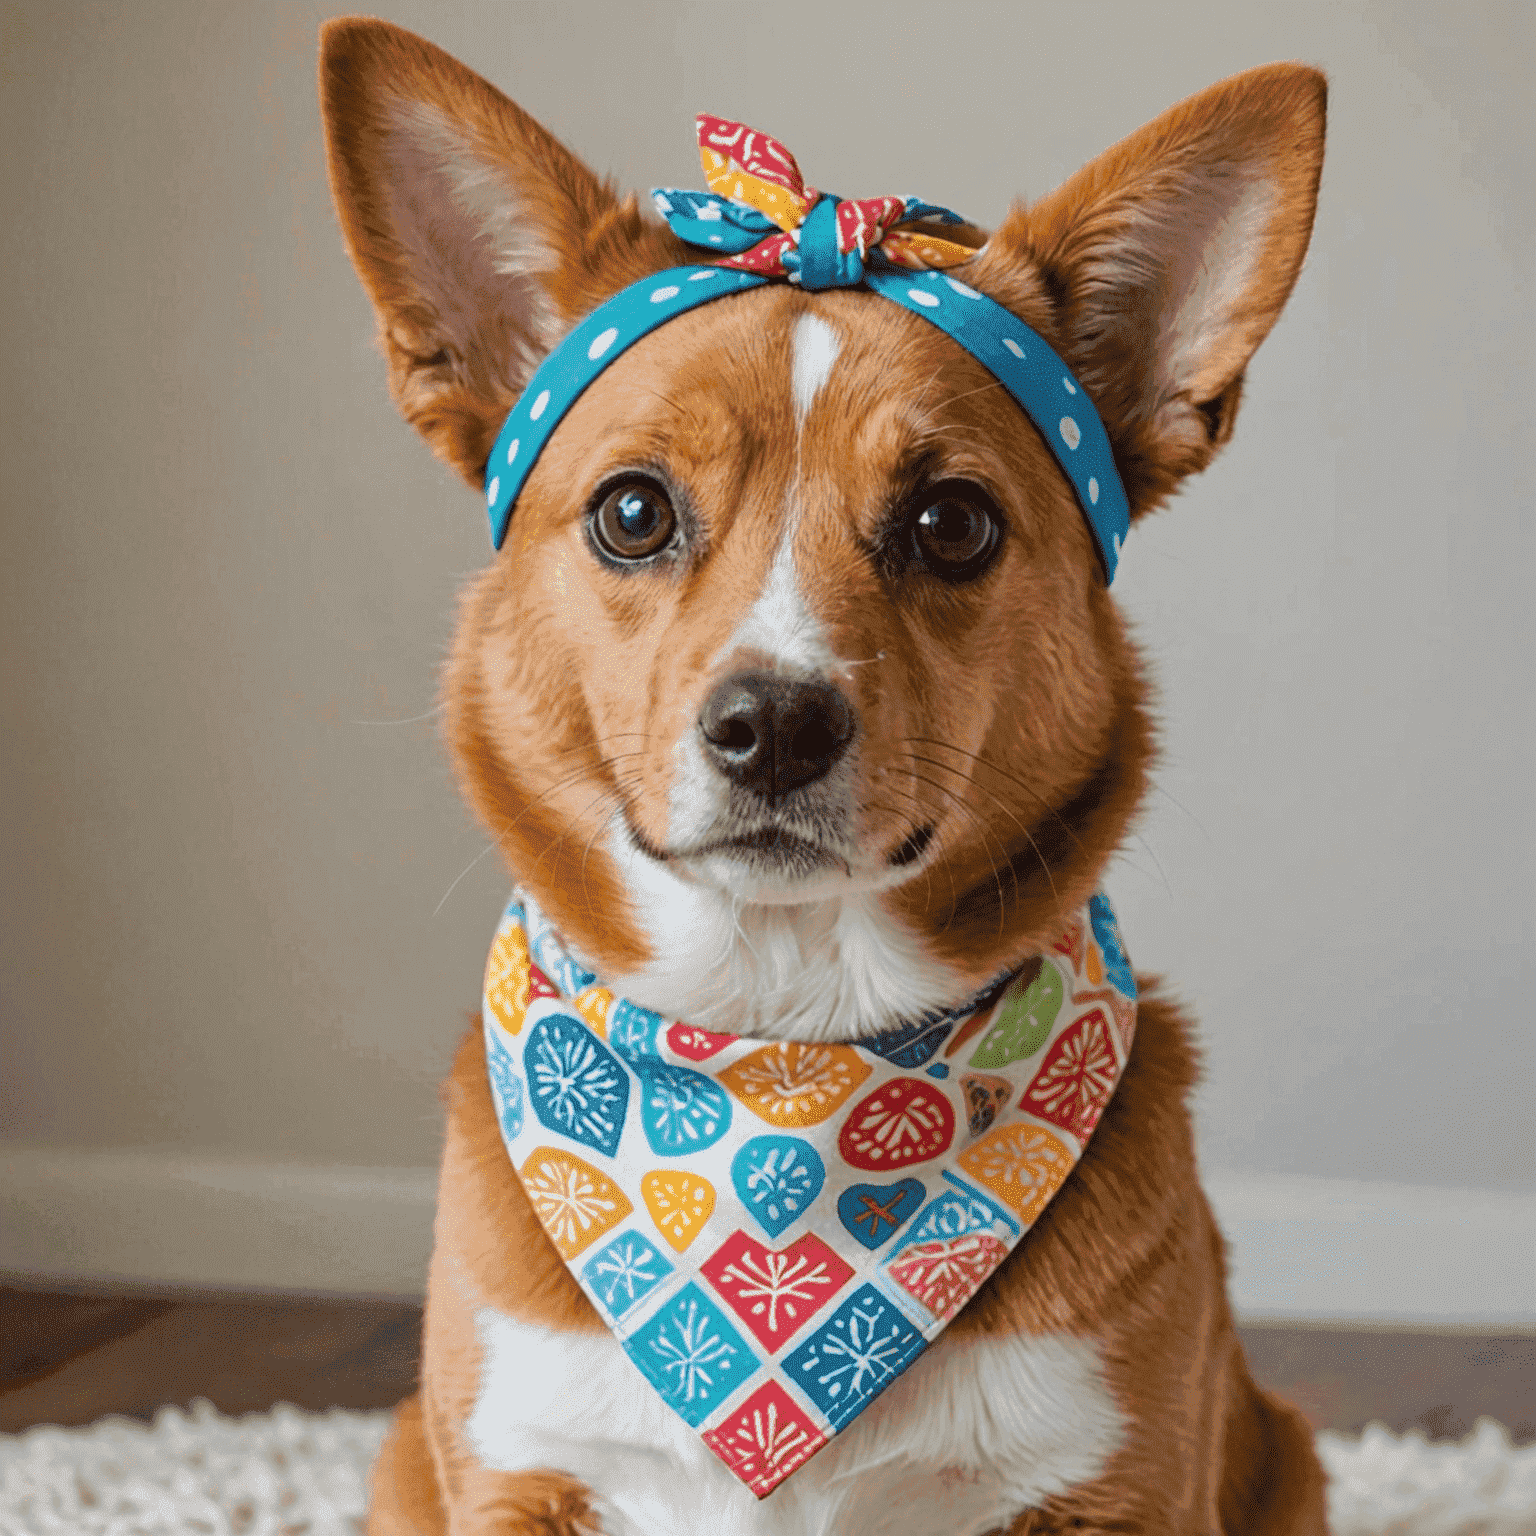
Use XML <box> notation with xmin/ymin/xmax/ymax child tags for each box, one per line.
<box><xmin>483</xmin><ymin>117</ymin><xmax>1131</xmax><ymax>581</ymax></box>
<box><xmin>480</xmin><ymin>892</ymin><xmax>1137</xmax><ymax>1498</ymax></box>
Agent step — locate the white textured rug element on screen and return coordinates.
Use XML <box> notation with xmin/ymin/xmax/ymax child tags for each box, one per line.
<box><xmin>1</xmin><ymin>1401</ymin><xmax>1532</xmax><ymax>1536</ymax></box>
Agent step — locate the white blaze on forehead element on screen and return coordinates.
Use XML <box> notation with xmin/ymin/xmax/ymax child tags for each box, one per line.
<box><xmin>790</xmin><ymin>312</ymin><xmax>842</xmax><ymax>425</ymax></box>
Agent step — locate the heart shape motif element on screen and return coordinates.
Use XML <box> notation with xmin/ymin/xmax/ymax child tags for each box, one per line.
<box><xmin>701</xmin><ymin>1229</ymin><xmax>854</xmax><ymax>1352</ymax></box>
<box><xmin>835</xmin><ymin>1178</ymin><xmax>925</xmax><ymax>1249</ymax></box>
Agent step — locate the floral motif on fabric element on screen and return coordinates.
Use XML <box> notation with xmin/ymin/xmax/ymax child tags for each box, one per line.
<box><xmin>573</xmin><ymin>984</ymin><xmax>614</xmax><ymax>1038</ymax></box>
<box><xmin>782</xmin><ymin>1284</ymin><xmax>927</xmax><ymax>1431</ymax></box>
<box><xmin>641</xmin><ymin>1169</ymin><xmax>717</xmax><ymax>1252</ymax></box>
<box><xmin>523</xmin><ymin>1013</ymin><xmax>629</xmax><ymax>1157</ymax></box>
<box><xmin>1020</xmin><ymin>1008</ymin><xmax>1119</xmax><ymax>1141</ymax></box>
<box><xmin>483</xmin><ymin>920</ymin><xmax>532</xmax><ymax>1035</ymax></box>
<box><xmin>957</xmin><ymin>1121</ymin><xmax>1074</xmax><ymax>1224</ymax></box>
<box><xmin>702</xmin><ymin>1379</ymin><xmax>827</xmax><ymax>1498</ymax></box>
<box><xmin>885</xmin><ymin>1231</ymin><xmax>1009</xmax><ymax>1321</ymax></box>
<box><xmin>485</xmin><ymin>1027</ymin><xmax>524</xmax><ymax>1140</ymax></box>
<box><xmin>581</xmin><ymin>1230</ymin><xmax>674</xmax><ymax>1324</ymax></box>
<box><xmin>624</xmin><ymin>1283</ymin><xmax>754</xmax><ymax>1427</ymax></box>
<box><xmin>731</xmin><ymin>1136</ymin><xmax>825</xmax><ymax>1238</ymax></box>
<box><xmin>720</xmin><ymin>1043</ymin><xmax>871</xmax><ymax>1127</ymax></box>
<box><xmin>701</xmin><ymin>1230</ymin><xmax>853</xmax><ymax>1352</ymax></box>
<box><xmin>519</xmin><ymin>1146</ymin><xmax>632</xmax><ymax>1260</ymax></box>
<box><xmin>860</xmin><ymin>1016</ymin><xmax>956</xmax><ymax>1070</ymax></box>
<box><xmin>967</xmin><ymin>960</ymin><xmax>1064</xmax><ymax>1070</ymax></box>
<box><xmin>668</xmin><ymin>1023</ymin><xmax>736</xmax><ymax>1061</ymax></box>
<box><xmin>838</xmin><ymin>1078</ymin><xmax>956</xmax><ymax>1169</ymax></box>
<box><xmin>637</xmin><ymin>1060</ymin><xmax>732</xmax><ymax>1156</ymax></box>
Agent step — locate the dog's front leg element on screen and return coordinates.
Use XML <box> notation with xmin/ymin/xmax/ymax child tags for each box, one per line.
<box><xmin>443</xmin><ymin>1464</ymin><xmax>605</xmax><ymax>1536</ymax></box>
<box><xmin>369</xmin><ymin>1388</ymin><xmax>606</xmax><ymax>1536</ymax></box>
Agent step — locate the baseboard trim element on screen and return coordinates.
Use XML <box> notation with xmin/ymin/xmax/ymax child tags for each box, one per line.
<box><xmin>4</xmin><ymin>1144</ymin><xmax>1532</xmax><ymax>1327</ymax></box>
<box><xmin>1204</xmin><ymin>1170</ymin><xmax>1536</xmax><ymax>1331</ymax></box>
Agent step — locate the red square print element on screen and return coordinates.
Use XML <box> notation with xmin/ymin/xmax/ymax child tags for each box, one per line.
<box><xmin>703</xmin><ymin>1378</ymin><xmax>827</xmax><ymax>1498</ymax></box>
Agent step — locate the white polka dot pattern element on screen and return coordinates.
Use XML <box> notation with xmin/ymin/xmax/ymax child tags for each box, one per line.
<box><xmin>482</xmin><ymin>262</ymin><xmax>1130</xmax><ymax>582</ymax></box>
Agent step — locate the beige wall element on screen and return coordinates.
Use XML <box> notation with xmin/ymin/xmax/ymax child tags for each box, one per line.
<box><xmin>2</xmin><ymin>2</ymin><xmax>1531</xmax><ymax>1303</ymax></box>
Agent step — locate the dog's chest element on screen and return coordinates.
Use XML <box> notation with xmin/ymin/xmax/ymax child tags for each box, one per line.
<box><xmin>465</xmin><ymin>1307</ymin><xmax>1124</xmax><ymax>1536</ymax></box>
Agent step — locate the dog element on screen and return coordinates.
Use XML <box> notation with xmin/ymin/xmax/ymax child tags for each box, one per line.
<box><xmin>321</xmin><ymin>18</ymin><xmax>1328</xmax><ymax>1534</ymax></box>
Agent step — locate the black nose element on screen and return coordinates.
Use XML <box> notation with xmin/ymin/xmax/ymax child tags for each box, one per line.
<box><xmin>698</xmin><ymin>672</ymin><xmax>855</xmax><ymax>797</ymax></box>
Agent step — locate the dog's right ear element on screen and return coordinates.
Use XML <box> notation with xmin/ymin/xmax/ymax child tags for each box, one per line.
<box><xmin>319</xmin><ymin>19</ymin><xmax>678</xmax><ymax>486</ymax></box>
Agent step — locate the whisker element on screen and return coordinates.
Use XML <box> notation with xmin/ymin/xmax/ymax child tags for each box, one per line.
<box><xmin>432</xmin><ymin>748</ymin><xmax>650</xmax><ymax>915</ymax></box>
<box><xmin>929</xmin><ymin>377</ymin><xmax>1008</xmax><ymax>412</ymax></box>
<box><xmin>433</xmin><ymin>832</ymin><xmax>509</xmax><ymax>918</ymax></box>
<box><xmin>905</xmin><ymin>768</ymin><xmax>1013</xmax><ymax>944</ymax></box>
<box><xmin>903</xmin><ymin>736</ymin><xmax>1089</xmax><ymax>866</ymax></box>
<box><xmin>905</xmin><ymin>750</ymin><xmax>1059</xmax><ymax>919</ymax></box>
<box><xmin>352</xmin><ymin>703</ymin><xmax>445</xmax><ymax>727</ymax></box>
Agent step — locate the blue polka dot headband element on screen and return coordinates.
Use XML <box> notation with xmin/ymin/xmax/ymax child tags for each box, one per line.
<box><xmin>484</xmin><ymin>120</ymin><xmax>1131</xmax><ymax>582</ymax></box>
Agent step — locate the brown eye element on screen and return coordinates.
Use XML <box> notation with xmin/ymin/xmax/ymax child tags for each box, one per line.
<box><xmin>591</xmin><ymin>482</ymin><xmax>677</xmax><ymax>562</ymax></box>
<box><xmin>913</xmin><ymin>491</ymin><xmax>1000</xmax><ymax>579</ymax></box>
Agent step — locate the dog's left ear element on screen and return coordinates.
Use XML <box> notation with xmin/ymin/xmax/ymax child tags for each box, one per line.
<box><xmin>982</xmin><ymin>63</ymin><xmax>1326</xmax><ymax>517</ymax></box>
<box><xmin>319</xmin><ymin>18</ymin><xmax>679</xmax><ymax>487</ymax></box>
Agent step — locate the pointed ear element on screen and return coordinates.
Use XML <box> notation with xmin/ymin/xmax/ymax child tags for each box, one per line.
<box><xmin>981</xmin><ymin>63</ymin><xmax>1326</xmax><ymax>516</ymax></box>
<box><xmin>319</xmin><ymin>18</ymin><xmax>681</xmax><ymax>486</ymax></box>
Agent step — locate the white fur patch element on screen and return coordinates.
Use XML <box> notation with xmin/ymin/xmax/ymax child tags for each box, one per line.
<box><xmin>605</xmin><ymin>828</ymin><xmax>959</xmax><ymax>1038</ymax></box>
<box><xmin>466</xmin><ymin>1308</ymin><xmax>1124</xmax><ymax>1536</ymax></box>
<box><xmin>790</xmin><ymin>313</ymin><xmax>842</xmax><ymax>426</ymax></box>
<box><xmin>713</xmin><ymin>528</ymin><xmax>840</xmax><ymax>678</ymax></box>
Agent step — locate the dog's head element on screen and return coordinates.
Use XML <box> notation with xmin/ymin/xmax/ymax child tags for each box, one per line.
<box><xmin>321</xmin><ymin>22</ymin><xmax>1323</xmax><ymax>1035</ymax></box>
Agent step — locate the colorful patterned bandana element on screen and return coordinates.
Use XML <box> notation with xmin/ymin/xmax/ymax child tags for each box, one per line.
<box><xmin>483</xmin><ymin>116</ymin><xmax>1132</xmax><ymax>581</ymax></box>
<box><xmin>480</xmin><ymin>892</ymin><xmax>1137</xmax><ymax>1498</ymax></box>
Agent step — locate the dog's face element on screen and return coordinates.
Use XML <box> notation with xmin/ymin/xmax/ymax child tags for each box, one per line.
<box><xmin>321</xmin><ymin>24</ymin><xmax>1323</xmax><ymax>1031</ymax></box>
<box><xmin>457</xmin><ymin>285</ymin><xmax>1130</xmax><ymax>913</ymax></box>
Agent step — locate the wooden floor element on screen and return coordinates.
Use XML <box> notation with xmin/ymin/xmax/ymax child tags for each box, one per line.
<box><xmin>1</xmin><ymin>1285</ymin><xmax>1531</xmax><ymax>1444</ymax></box>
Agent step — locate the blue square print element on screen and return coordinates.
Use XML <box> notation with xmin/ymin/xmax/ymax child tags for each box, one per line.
<box><xmin>623</xmin><ymin>1282</ymin><xmax>757</xmax><ymax>1428</ymax></box>
<box><xmin>580</xmin><ymin>1230</ymin><xmax>674</xmax><ymax>1326</ymax></box>
<box><xmin>782</xmin><ymin>1284</ymin><xmax>927</xmax><ymax>1431</ymax></box>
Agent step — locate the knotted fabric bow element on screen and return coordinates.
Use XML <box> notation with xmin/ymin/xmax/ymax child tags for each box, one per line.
<box><xmin>653</xmin><ymin>115</ymin><xmax>979</xmax><ymax>290</ymax></box>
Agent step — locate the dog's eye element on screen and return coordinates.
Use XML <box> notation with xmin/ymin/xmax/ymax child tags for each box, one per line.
<box><xmin>912</xmin><ymin>489</ymin><xmax>1000</xmax><ymax>580</ymax></box>
<box><xmin>591</xmin><ymin>482</ymin><xmax>677</xmax><ymax>562</ymax></box>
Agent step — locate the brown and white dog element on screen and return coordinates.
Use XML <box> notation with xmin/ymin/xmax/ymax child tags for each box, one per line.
<box><xmin>321</xmin><ymin>19</ymin><xmax>1328</xmax><ymax>1535</ymax></box>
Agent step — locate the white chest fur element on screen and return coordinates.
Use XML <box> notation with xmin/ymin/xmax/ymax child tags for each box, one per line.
<box><xmin>466</xmin><ymin>1307</ymin><xmax>1125</xmax><ymax>1536</ymax></box>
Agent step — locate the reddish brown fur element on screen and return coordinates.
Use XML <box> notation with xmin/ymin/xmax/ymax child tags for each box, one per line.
<box><xmin>321</xmin><ymin>18</ymin><xmax>1327</xmax><ymax>1532</ymax></box>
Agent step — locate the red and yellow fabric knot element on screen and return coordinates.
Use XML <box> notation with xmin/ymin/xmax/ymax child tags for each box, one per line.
<box><xmin>652</xmin><ymin>115</ymin><xmax>979</xmax><ymax>291</ymax></box>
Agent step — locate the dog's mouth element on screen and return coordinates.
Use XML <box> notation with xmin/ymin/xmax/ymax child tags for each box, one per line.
<box><xmin>628</xmin><ymin>815</ymin><xmax>846</xmax><ymax>876</ymax></box>
<box><xmin>624</xmin><ymin>806</ymin><xmax>939</xmax><ymax>895</ymax></box>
